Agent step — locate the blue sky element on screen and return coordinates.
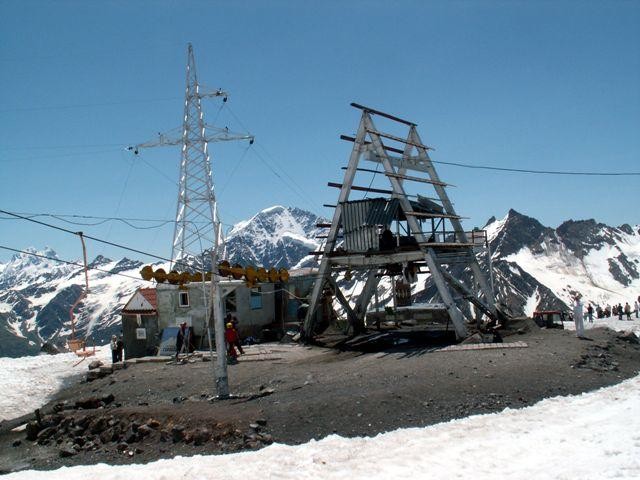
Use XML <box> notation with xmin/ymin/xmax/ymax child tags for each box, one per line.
<box><xmin>0</xmin><ymin>0</ymin><xmax>638</xmax><ymax>263</ymax></box>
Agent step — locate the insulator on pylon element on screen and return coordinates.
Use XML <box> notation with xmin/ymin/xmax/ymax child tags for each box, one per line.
<box><xmin>140</xmin><ymin>265</ymin><xmax>154</xmax><ymax>281</ymax></box>
<box><xmin>154</xmin><ymin>268</ymin><xmax>167</xmax><ymax>283</ymax></box>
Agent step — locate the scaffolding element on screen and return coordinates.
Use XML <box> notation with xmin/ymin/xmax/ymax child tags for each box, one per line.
<box><xmin>303</xmin><ymin>104</ymin><xmax>498</xmax><ymax>340</ymax></box>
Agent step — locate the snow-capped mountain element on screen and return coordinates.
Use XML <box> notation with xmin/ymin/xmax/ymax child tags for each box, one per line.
<box><xmin>0</xmin><ymin>206</ymin><xmax>324</xmax><ymax>357</ymax></box>
<box><xmin>225</xmin><ymin>205</ymin><xmax>325</xmax><ymax>269</ymax></box>
<box><xmin>414</xmin><ymin>209</ymin><xmax>640</xmax><ymax>317</ymax></box>
<box><xmin>487</xmin><ymin>209</ymin><xmax>640</xmax><ymax>315</ymax></box>
<box><xmin>0</xmin><ymin>248</ymin><xmax>145</xmax><ymax>357</ymax></box>
<box><xmin>2</xmin><ymin>206</ymin><xmax>638</xmax><ymax>357</ymax></box>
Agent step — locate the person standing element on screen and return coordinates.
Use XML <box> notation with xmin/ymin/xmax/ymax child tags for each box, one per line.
<box><xmin>110</xmin><ymin>335</ymin><xmax>118</xmax><ymax>363</ymax></box>
<box><xmin>175</xmin><ymin>322</ymin><xmax>187</xmax><ymax>361</ymax></box>
<box><xmin>586</xmin><ymin>304</ymin><xmax>594</xmax><ymax>323</ymax></box>
<box><xmin>231</xmin><ymin>315</ymin><xmax>244</xmax><ymax>355</ymax></box>
<box><xmin>635</xmin><ymin>300</ymin><xmax>639</xmax><ymax>319</ymax></box>
<box><xmin>116</xmin><ymin>335</ymin><xmax>124</xmax><ymax>362</ymax></box>
<box><xmin>618</xmin><ymin>303</ymin><xmax>624</xmax><ymax>320</ymax></box>
<box><xmin>573</xmin><ymin>297</ymin><xmax>585</xmax><ymax>339</ymax></box>
<box><xmin>225</xmin><ymin>322</ymin><xmax>239</xmax><ymax>364</ymax></box>
<box><xmin>624</xmin><ymin>302</ymin><xmax>631</xmax><ymax>321</ymax></box>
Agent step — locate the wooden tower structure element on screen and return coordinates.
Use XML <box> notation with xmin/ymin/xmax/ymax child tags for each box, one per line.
<box><xmin>303</xmin><ymin>103</ymin><xmax>498</xmax><ymax>340</ymax></box>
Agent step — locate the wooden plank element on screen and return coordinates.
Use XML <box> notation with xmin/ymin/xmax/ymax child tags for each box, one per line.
<box><xmin>385</xmin><ymin>172</ymin><xmax>452</xmax><ymax>187</ymax></box>
<box><xmin>340</xmin><ymin>135</ymin><xmax>405</xmax><ymax>155</ymax></box>
<box><xmin>366</xmin><ymin>128</ymin><xmax>433</xmax><ymax>151</ymax></box>
<box><xmin>406</xmin><ymin>212</ymin><xmax>465</xmax><ymax>219</ymax></box>
<box><xmin>350</xmin><ymin>102</ymin><xmax>416</xmax><ymax>126</ymax></box>
<box><xmin>419</xmin><ymin>241</ymin><xmax>475</xmax><ymax>247</ymax></box>
<box><xmin>327</xmin><ymin>182</ymin><xmax>393</xmax><ymax>195</ymax></box>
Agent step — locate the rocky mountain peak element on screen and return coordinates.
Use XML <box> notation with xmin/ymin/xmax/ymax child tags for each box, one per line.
<box><xmin>488</xmin><ymin>209</ymin><xmax>551</xmax><ymax>257</ymax></box>
<box><xmin>225</xmin><ymin>205</ymin><xmax>325</xmax><ymax>269</ymax></box>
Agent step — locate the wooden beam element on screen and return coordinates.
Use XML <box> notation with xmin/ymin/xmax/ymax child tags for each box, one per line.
<box><xmin>366</xmin><ymin>128</ymin><xmax>432</xmax><ymax>151</ymax></box>
<box><xmin>350</xmin><ymin>103</ymin><xmax>416</xmax><ymax>127</ymax></box>
<box><xmin>327</xmin><ymin>182</ymin><xmax>394</xmax><ymax>195</ymax></box>
<box><xmin>406</xmin><ymin>212</ymin><xmax>466</xmax><ymax>219</ymax></box>
<box><xmin>385</xmin><ymin>172</ymin><xmax>452</xmax><ymax>187</ymax></box>
<box><xmin>340</xmin><ymin>135</ymin><xmax>405</xmax><ymax>155</ymax></box>
<box><xmin>316</xmin><ymin>222</ymin><xmax>332</xmax><ymax>228</ymax></box>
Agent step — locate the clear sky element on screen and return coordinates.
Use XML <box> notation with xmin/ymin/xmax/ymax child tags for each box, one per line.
<box><xmin>0</xmin><ymin>0</ymin><xmax>638</xmax><ymax>264</ymax></box>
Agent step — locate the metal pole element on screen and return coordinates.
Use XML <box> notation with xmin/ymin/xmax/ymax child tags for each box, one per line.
<box><xmin>210</xmin><ymin>228</ymin><xmax>229</xmax><ymax>398</ymax></box>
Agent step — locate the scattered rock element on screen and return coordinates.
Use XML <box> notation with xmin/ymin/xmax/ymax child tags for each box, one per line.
<box><xmin>171</xmin><ymin>425</ymin><xmax>185</xmax><ymax>443</ymax></box>
<box><xmin>59</xmin><ymin>444</ymin><xmax>77</xmax><ymax>457</ymax></box>
<box><xmin>192</xmin><ymin>428</ymin><xmax>211</xmax><ymax>446</ymax></box>
<box><xmin>88</xmin><ymin>360</ymin><xmax>104</xmax><ymax>370</ymax></box>
<box><xmin>25</xmin><ymin>421</ymin><xmax>41</xmax><ymax>441</ymax></box>
<box><xmin>36</xmin><ymin>426</ymin><xmax>56</xmax><ymax>444</ymax></box>
<box><xmin>617</xmin><ymin>331</ymin><xmax>639</xmax><ymax>344</ymax></box>
<box><xmin>146</xmin><ymin>419</ymin><xmax>161</xmax><ymax>429</ymax></box>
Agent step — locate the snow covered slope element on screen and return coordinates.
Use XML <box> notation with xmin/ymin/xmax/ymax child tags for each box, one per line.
<box><xmin>5</xmin><ymin>370</ymin><xmax>640</xmax><ymax>479</ymax></box>
<box><xmin>489</xmin><ymin>210</ymin><xmax>640</xmax><ymax>315</ymax></box>
<box><xmin>225</xmin><ymin>205</ymin><xmax>324</xmax><ymax>269</ymax></box>
<box><xmin>0</xmin><ymin>206</ymin><xmax>324</xmax><ymax>357</ymax></box>
<box><xmin>2</xmin><ymin>206</ymin><xmax>637</xmax><ymax>357</ymax></box>
<box><xmin>0</xmin><ymin>249</ymin><xmax>145</xmax><ymax>355</ymax></box>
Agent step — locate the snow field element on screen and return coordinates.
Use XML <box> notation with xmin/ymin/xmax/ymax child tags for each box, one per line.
<box><xmin>4</xmin><ymin>372</ymin><xmax>640</xmax><ymax>479</ymax></box>
<box><xmin>0</xmin><ymin>346</ymin><xmax>111</xmax><ymax>422</ymax></box>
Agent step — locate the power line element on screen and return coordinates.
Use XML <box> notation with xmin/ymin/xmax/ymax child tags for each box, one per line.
<box><xmin>0</xmin><ymin>245</ymin><xmax>152</xmax><ymax>284</ymax></box>
<box><xmin>0</xmin><ymin>211</ymin><xmax>236</xmax><ymax>229</ymax></box>
<box><xmin>224</xmin><ymin>104</ymin><xmax>324</xmax><ymax>217</ymax></box>
<box><xmin>430</xmin><ymin>158</ymin><xmax>640</xmax><ymax>176</ymax></box>
<box><xmin>0</xmin><ymin>209</ymin><xmax>189</xmax><ymax>269</ymax></box>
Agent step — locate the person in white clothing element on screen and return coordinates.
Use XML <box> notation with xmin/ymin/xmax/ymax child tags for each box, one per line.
<box><xmin>573</xmin><ymin>296</ymin><xmax>585</xmax><ymax>338</ymax></box>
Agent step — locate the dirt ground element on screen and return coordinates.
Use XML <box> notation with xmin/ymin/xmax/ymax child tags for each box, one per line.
<box><xmin>1</xmin><ymin>322</ymin><xmax>640</xmax><ymax>474</ymax></box>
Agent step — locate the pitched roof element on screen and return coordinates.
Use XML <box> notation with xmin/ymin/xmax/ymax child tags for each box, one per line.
<box><xmin>122</xmin><ymin>288</ymin><xmax>157</xmax><ymax>313</ymax></box>
<box><xmin>138</xmin><ymin>288</ymin><xmax>157</xmax><ymax>309</ymax></box>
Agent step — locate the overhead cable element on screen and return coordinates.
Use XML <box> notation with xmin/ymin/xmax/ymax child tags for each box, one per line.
<box><xmin>0</xmin><ymin>209</ymin><xmax>189</xmax><ymax>269</ymax></box>
<box><xmin>0</xmin><ymin>245</ymin><xmax>153</xmax><ymax>284</ymax></box>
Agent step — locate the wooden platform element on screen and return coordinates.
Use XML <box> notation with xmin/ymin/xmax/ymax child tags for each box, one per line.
<box><xmin>436</xmin><ymin>341</ymin><xmax>528</xmax><ymax>352</ymax></box>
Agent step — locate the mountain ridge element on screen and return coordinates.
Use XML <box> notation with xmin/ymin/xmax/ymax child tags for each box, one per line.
<box><xmin>1</xmin><ymin>206</ymin><xmax>638</xmax><ymax>357</ymax></box>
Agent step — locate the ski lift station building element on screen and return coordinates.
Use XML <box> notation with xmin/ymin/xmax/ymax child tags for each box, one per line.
<box><xmin>120</xmin><ymin>270</ymin><xmax>316</xmax><ymax>358</ymax></box>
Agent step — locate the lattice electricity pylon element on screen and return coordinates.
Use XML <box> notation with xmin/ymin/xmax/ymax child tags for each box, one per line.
<box><xmin>303</xmin><ymin>103</ymin><xmax>498</xmax><ymax>341</ymax></box>
<box><xmin>129</xmin><ymin>43</ymin><xmax>254</xmax><ymax>268</ymax></box>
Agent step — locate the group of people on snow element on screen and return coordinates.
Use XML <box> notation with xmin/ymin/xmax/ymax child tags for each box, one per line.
<box><xmin>573</xmin><ymin>295</ymin><xmax>639</xmax><ymax>338</ymax></box>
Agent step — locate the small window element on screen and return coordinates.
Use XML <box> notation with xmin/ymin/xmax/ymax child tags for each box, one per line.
<box><xmin>250</xmin><ymin>288</ymin><xmax>262</xmax><ymax>310</ymax></box>
<box><xmin>179</xmin><ymin>291</ymin><xmax>189</xmax><ymax>307</ymax></box>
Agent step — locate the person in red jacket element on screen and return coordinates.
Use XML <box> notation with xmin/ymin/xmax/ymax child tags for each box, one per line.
<box><xmin>224</xmin><ymin>322</ymin><xmax>239</xmax><ymax>364</ymax></box>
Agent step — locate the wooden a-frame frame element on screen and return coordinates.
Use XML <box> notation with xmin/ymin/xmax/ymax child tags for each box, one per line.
<box><xmin>303</xmin><ymin>104</ymin><xmax>496</xmax><ymax>340</ymax></box>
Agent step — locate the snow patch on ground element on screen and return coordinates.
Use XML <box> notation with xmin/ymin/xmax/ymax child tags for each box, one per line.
<box><xmin>5</xmin><ymin>371</ymin><xmax>640</xmax><ymax>479</ymax></box>
<box><xmin>564</xmin><ymin>316</ymin><xmax>640</xmax><ymax>336</ymax></box>
<box><xmin>0</xmin><ymin>346</ymin><xmax>111</xmax><ymax>422</ymax></box>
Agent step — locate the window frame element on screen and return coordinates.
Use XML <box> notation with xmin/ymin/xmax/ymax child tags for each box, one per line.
<box><xmin>178</xmin><ymin>291</ymin><xmax>190</xmax><ymax>308</ymax></box>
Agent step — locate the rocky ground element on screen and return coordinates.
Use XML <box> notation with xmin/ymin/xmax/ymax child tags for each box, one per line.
<box><xmin>1</xmin><ymin>321</ymin><xmax>640</xmax><ymax>474</ymax></box>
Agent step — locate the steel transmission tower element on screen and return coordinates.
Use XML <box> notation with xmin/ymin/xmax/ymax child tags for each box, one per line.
<box><xmin>130</xmin><ymin>44</ymin><xmax>253</xmax><ymax>398</ymax></box>
<box><xmin>131</xmin><ymin>43</ymin><xmax>254</xmax><ymax>268</ymax></box>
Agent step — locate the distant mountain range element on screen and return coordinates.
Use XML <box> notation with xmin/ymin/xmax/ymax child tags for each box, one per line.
<box><xmin>1</xmin><ymin>206</ymin><xmax>638</xmax><ymax>357</ymax></box>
